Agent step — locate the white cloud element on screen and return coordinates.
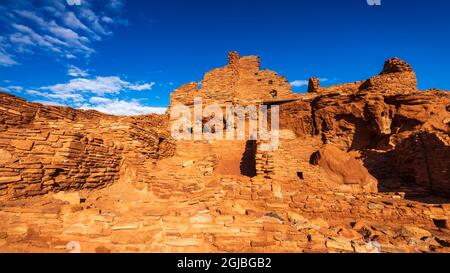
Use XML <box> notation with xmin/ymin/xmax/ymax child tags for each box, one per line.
<box><xmin>0</xmin><ymin>85</ymin><xmax>23</xmax><ymax>92</ymax></box>
<box><xmin>0</xmin><ymin>36</ymin><xmax>18</xmax><ymax>66</ymax></box>
<box><xmin>24</xmin><ymin>75</ymin><xmax>156</xmax><ymax>108</ymax></box>
<box><xmin>79</xmin><ymin>9</ymin><xmax>110</xmax><ymax>37</ymax></box>
<box><xmin>67</xmin><ymin>65</ymin><xmax>89</xmax><ymax>77</ymax></box>
<box><xmin>101</xmin><ymin>16</ymin><xmax>114</xmax><ymax>24</ymax></box>
<box><xmin>42</xmin><ymin>76</ymin><xmax>155</xmax><ymax>96</ymax></box>
<box><xmin>9</xmin><ymin>33</ymin><xmax>34</xmax><ymax>46</ymax></box>
<box><xmin>80</xmin><ymin>99</ymin><xmax>167</xmax><ymax>116</ymax></box>
<box><xmin>47</xmin><ymin>93</ymin><xmax>85</xmax><ymax>102</ymax></box>
<box><xmin>6</xmin><ymin>86</ymin><xmax>23</xmax><ymax>92</ymax></box>
<box><xmin>290</xmin><ymin>80</ymin><xmax>309</xmax><ymax>88</ymax></box>
<box><xmin>290</xmin><ymin>78</ymin><xmax>329</xmax><ymax>88</ymax></box>
<box><xmin>66</xmin><ymin>53</ymin><xmax>77</xmax><ymax>59</ymax></box>
<box><xmin>0</xmin><ymin>52</ymin><xmax>18</xmax><ymax>66</ymax></box>
<box><xmin>11</xmin><ymin>23</ymin><xmax>61</xmax><ymax>53</ymax></box>
<box><xmin>109</xmin><ymin>0</ymin><xmax>125</xmax><ymax>11</ymax></box>
<box><xmin>14</xmin><ymin>10</ymin><xmax>47</xmax><ymax>28</ymax></box>
<box><xmin>26</xmin><ymin>89</ymin><xmax>84</xmax><ymax>102</ymax></box>
<box><xmin>10</xmin><ymin>66</ymin><xmax>160</xmax><ymax>116</ymax></box>
<box><xmin>128</xmin><ymin>82</ymin><xmax>156</xmax><ymax>91</ymax></box>
<box><xmin>64</xmin><ymin>12</ymin><xmax>90</xmax><ymax>33</ymax></box>
<box><xmin>1</xmin><ymin>0</ymin><xmax>126</xmax><ymax>65</ymax></box>
<box><xmin>47</xmin><ymin>21</ymin><xmax>94</xmax><ymax>55</ymax></box>
<box><xmin>26</xmin><ymin>89</ymin><xmax>45</xmax><ymax>96</ymax></box>
<box><xmin>89</xmin><ymin>96</ymin><xmax>113</xmax><ymax>104</ymax></box>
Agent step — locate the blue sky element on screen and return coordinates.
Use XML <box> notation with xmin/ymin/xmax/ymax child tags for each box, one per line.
<box><xmin>0</xmin><ymin>0</ymin><xmax>449</xmax><ymax>115</ymax></box>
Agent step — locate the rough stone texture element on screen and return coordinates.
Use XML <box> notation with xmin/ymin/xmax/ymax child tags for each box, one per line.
<box><xmin>309</xmin><ymin>58</ymin><xmax>418</xmax><ymax>96</ymax></box>
<box><xmin>310</xmin><ymin>144</ymin><xmax>378</xmax><ymax>193</ymax></box>
<box><xmin>170</xmin><ymin>51</ymin><xmax>297</xmax><ymax>107</ymax></box>
<box><xmin>359</xmin><ymin>58</ymin><xmax>418</xmax><ymax>95</ymax></box>
<box><xmin>0</xmin><ymin>52</ymin><xmax>449</xmax><ymax>253</ymax></box>
<box><xmin>308</xmin><ymin>77</ymin><xmax>321</xmax><ymax>93</ymax></box>
<box><xmin>0</xmin><ymin>93</ymin><xmax>174</xmax><ymax>199</ymax></box>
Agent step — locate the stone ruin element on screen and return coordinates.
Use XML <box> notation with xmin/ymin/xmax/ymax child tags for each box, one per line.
<box><xmin>307</xmin><ymin>57</ymin><xmax>418</xmax><ymax>96</ymax></box>
<box><xmin>170</xmin><ymin>51</ymin><xmax>295</xmax><ymax>106</ymax></box>
<box><xmin>0</xmin><ymin>52</ymin><xmax>449</xmax><ymax>253</ymax></box>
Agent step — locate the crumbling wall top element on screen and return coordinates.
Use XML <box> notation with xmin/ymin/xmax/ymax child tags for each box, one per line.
<box><xmin>382</xmin><ymin>57</ymin><xmax>414</xmax><ymax>74</ymax></box>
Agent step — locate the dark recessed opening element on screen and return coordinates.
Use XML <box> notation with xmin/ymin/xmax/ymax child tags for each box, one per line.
<box><xmin>240</xmin><ymin>140</ymin><xmax>257</xmax><ymax>177</ymax></box>
<box><xmin>270</xmin><ymin>90</ymin><xmax>278</xmax><ymax>98</ymax></box>
<box><xmin>436</xmin><ymin>238</ymin><xmax>450</xmax><ymax>247</ymax></box>
<box><xmin>53</xmin><ymin>168</ymin><xmax>64</xmax><ymax>177</ymax></box>
<box><xmin>80</xmin><ymin>198</ymin><xmax>87</xmax><ymax>203</ymax></box>
<box><xmin>297</xmin><ymin>171</ymin><xmax>304</xmax><ymax>180</ymax></box>
<box><xmin>433</xmin><ymin>219</ymin><xmax>448</xmax><ymax>229</ymax></box>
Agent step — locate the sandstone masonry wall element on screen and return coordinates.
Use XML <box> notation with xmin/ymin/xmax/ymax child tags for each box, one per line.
<box><xmin>170</xmin><ymin>51</ymin><xmax>297</xmax><ymax>107</ymax></box>
<box><xmin>0</xmin><ymin>93</ymin><xmax>174</xmax><ymax>200</ymax></box>
<box><xmin>308</xmin><ymin>58</ymin><xmax>418</xmax><ymax>96</ymax></box>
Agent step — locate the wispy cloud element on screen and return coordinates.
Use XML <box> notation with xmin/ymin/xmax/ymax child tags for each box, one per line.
<box><xmin>27</xmin><ymin>89</ymin><xmax>85</xmax><ymax>103</ymax></box>
<box><xmin>0</xmin><ymin>0</ymin><xmax>126</xmax><ymax>65</ymax></box>
<box><xmin>80</xmin><ymin>98</ymin><xmax>167</xmax><ymax>116</ymax></box>
<box><xmin>67</xmin><ymin>65</ymin><xmax>89</xmax><ymax>77</ymax></box>
<box><xmin>0</xmin><ymin>36</ymin><xmax>18</xmax><ymax>66</ymax></box>
<box><xmin>41</xmin><ymin>76</ymin><xmax>155</xmax><ymax>96</ymax></box>
<box><xmin>17</xmin><ymin>72</ymin><xmax>163</xmax><ymax>116</ymax></box>
<box><xmin>16</xmin><ymin>75</ymin><xmax>156</xmax><ymax>111</ymax></box>
<box><xmin>128</xmin><ymin>82</ymin><xmax>156</xmax><ymax>91</ymax></box>
<box><xmin>6</xmin><ymin>86</ymin><xmax>23</xmax><ymax>92</ymax></box>
<box><xmin>0</xmin><ymin>85</ymin><xmax>23</xmax><ymax>93</ymax></box>
<box><xmin>0</xmin><ymin>1</ymin><xmax>164</xmax><ymax>117</ymax></box>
